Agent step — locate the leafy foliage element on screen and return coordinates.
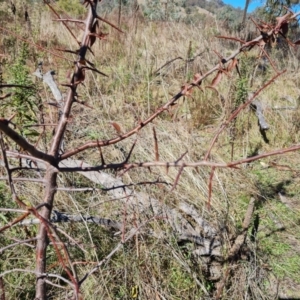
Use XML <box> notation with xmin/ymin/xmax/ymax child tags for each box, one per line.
<box><xmin>56</xmin><ymin>0</ymin><xmax>86</xmax><ymax>17</ymax></box>
<box><xmin>216</xmin><ymin>5</ymin><xmax>243</xmax><ymax>32</ymax></box>
<box><xmin>6</xmin><ymin>43</ymin><xmax>38</xmax><ymax>139</ymax></box>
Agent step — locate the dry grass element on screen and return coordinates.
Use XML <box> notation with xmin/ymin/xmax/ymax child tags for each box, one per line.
<box><xmin>1</xmin><ymin>2</ymin><xmax>300</xmax><ymax>299</ymax></box>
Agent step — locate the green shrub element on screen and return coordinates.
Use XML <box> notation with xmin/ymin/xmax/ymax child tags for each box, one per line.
<box><xmin>56</xmin><ymin>0</ymin><xmax>86</xmax><ymax>18</ymax></box>
<box><xmin>6</xmin><ymin>43</ymin><xmax>39</xmax><ymax>139</ymax></box>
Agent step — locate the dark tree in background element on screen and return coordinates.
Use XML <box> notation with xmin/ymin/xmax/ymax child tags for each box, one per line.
<box><xmin>243</xmin><ymin>0</ymin><xmax>299</xmax><ymax>27</ymax></box>
<box><xmin>263</xmin><ymin>0</ymin><xmax>299</xmax><ymax>17</ymax></box>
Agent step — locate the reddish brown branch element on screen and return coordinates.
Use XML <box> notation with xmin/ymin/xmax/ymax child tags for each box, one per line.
<box><xmin>0</xmin><ymin>277</ymin><xmax>5</xmax><ymax>300</ymax></box>
<box><xmin>53</xmin><ymin>19</ymin><xmax>85</xmax><ymax>24</ymax></box>
<box><xmin>29</xmin><ymin>207</ymin><xmax>79</xmax><ymax>296</ymax></box>
<box><xmin>153</xmin><ymin>127</ymin><xmax>159</xmax><ymax>161</ymax></box>
<box><xmin>0</xmin><ymin>133</ymin><xmax>28</xmax><ymax>209</ymax></box>
<box><xmin>45</xmin><ymin>2</ymin><xmax>81</xmax><ymax>45</ymax></box>
<box><xmin>171</xmin><ymin>166</ymin><xmax>184</xmax><ymax>191</ymax></box>
<box><xmin>33</xmin><ymin>1</ymin><xmax>103</xmax><ymax>298</ymax></box>
<box><xmin>60</xmin><ymin>97</ymin><xmax>179</xmax><ymax>159</ymax></box>
<box><xmin>0</xmin><ymin>26</ymin><xmax>73</xmax><ymax>62</ymax></box>
<box><xmin>60</xmin><ymin>22</ymin><xmax>293</xmax><ymax>160</ymax></box>
<box><xmin>0</xmin><ymin>212</ymin><xmax>31</xmax><ymax>233</ymax></box>
<box><xmin>96</xmin><ymin>15</ymin><xmax>124</xmax><ymax>33</ymax></box>
<box><xmin>58</xmin><ymin>143</ymin><xmax>300</xmax><ymax>173</ymax></box>
<box><xmin>0</xmin><ymin>119</ymin><xmax>55</xmax><ymax>164</ymax></box>
<box><xmin>207</xmin><ymin>167</ymin><xmax>215</xmax><ymax>210</ymax></box>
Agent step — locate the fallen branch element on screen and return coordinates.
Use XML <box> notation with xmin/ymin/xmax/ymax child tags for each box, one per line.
<box><xmin>215</xmin><ymin>197</ymin><xmax>256</xmax><ymax>299</ymax></box>
<box><xmin>18</xmin><ymin>210</ymin><xmax>122</xmax><ymax>231</ymax></box>
<box><xmin>251</xmin><ymin>97</ymin><xmax>269</xmax><ymax>130</ymax></box>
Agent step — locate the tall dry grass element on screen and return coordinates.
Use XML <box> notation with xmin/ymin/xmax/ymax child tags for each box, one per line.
<box><xmin>1</xmin><ymin>2</ymin><xmax>300</xmax><ymax>299</ymax></box>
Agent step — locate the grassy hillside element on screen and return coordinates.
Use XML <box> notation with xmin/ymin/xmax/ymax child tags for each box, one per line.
<box><xmin>1</xmin><ymin>1</ymin><xmax>300</xmax><ymax>299</ymax></box>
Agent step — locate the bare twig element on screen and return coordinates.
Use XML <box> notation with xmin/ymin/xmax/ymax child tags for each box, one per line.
<box><xmin>0</xmin><ymin>208</ymin><xmax>28</xmax><ymax>213</ymax></box>
<box><xmin>0</xmin><ymin>269</ymin><xmax>73</xmax><ymax>287</ymax></box>
<box><xmin>153</xmin><ymin>127</ymin><xmax>159</xmax><ymax>161</ymax></box>
<box><xmin>0</xmin><ymin>238</ymin><xmax>38</xmax><ymax>254</ymax></box>
<box><xmin>207</xmin><ymin>166</ymin><xmax>216</xmax><ymax>209</ymax></box>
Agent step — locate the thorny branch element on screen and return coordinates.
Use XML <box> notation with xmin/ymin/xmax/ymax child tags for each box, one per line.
<box><xmin>0</xmin><ymin>121</ymin><xmax>55</xmax><ymax>164</ymax></box>
<box><xmin>57</xmin><ymin>143</ymin><xmax>300</xmax><ymax>172</ymax></box>
<box><xmin>59</xmin><ymin>12</ymin><xmax>299</xmax><ymax>160</ymax></box>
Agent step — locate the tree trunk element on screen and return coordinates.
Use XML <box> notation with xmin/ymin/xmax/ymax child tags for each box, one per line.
<box><xmin>35</xmin><ymin>165</ymin><xmax>58</xmax><ymax>300</ymax></box>
<box><xmin>242</xmin><ymin>0</ymin><xmax>251</xmax><ymax>27</ymax></box>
